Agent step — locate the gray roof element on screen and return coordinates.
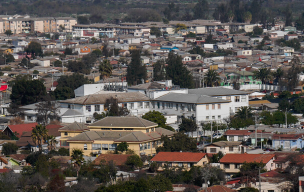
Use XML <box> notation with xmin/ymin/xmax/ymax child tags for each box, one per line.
<box><xmin>59</xmin><ymin>122</ymin><xmax>89</xmax><ymax>132</ymax></box>
<box><xmin>188</xmin><ymin>87</ymin><xmax>248</xmax><ymax>96</ymax></box>
<box><xmin>207</xmin><ymin>141</ymin><xmax>242</xmax><ymax>147</ymax></box>
<box><xmin>61</xmin><ymin>109</ymin><xmax>83</xmax><ymax>117</ymax></box>
<box><xmin>61</xmin><ymin>92</ymin><xmax>149</xmax><ymax>105</ymax></box>
<box><xmin>67</xmin><ymin>128</ymin><xmax>174</xmax><ymax>142</ymax></box>
<box><xmin>89</xmin><ymin>116</ymin><xmax>157</xmax><ymax>128</ymax></box>
<box><xmin>154</xmin><ymin>93</ymin><xmax>230</xmax><ymax>104</ymax></box>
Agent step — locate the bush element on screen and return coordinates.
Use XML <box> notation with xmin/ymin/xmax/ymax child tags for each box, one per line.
<box><xmin>2</xmin><ymin>142</ymin><xmax>18</xmax><ymax>155</ymax></box>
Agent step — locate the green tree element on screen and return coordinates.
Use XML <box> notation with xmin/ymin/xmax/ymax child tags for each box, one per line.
<box><xmin>278</xmin><ymin>99</ymin><xmax>291</xmax><ymax>111</ymax></box>
<box><xmin>58</xmin><ymin>148</ymin><xmax>69</xmax><ymax>156</ymax></box>
<box><xmin>99</xmin><ymin>60</ymin><xmax>112</xmax><ymax>80</ymax></box>
<box><xmin>193</xmin><ymin>0</ymin><xmax>209</xmax><ymax>19</ymax></box>
<box><xmin>47</xmin><ymin>173</ymin><xmax>65</xmax><ymax>192</ymax></box>
<box><xmin>92</xmin><ymin>49</ymin><xmax>103</xmax><ymax>57</ymax></box>
<box><xmin>254</xmin><ymin>68</ymin><xmax>270</xmax><ymax>84</ymax></box>
<box><xmin>64</xmin><ymin>48</ymin><xmax>73</xmax><ymax>55</ymax></box>
<box><xmin>204</xmin><ymin>70</ymin><xmax>220</xmax><ymax>87</ymax></box>
<box><xmin>77</xmin><ymin>16</ymin><xmax>89</xmax><ymax>24</ymax></box>
<box><xmin>148</xmin><ymin>174</ymin><xmax>173</xmax><ymax>192</ymax></box>
<box><xmin>31</xmin><ymin>124</ymin><xmax>48</xmax><ymax>151</ymax></box>
<box><xmin>240</xmin><ymin>161</ymin><xmax>266</xmax><ymax>184</ymax></box>
<box><xmin>243</xmin><ymin>11</ymin><xmax>252</xmax><ymax>23</ymax></box>
<box><xmin>104</xmin><ymin>97</ymin><xmax>129</xmax><ymax>116</ymax></box>
<box><xmin>1</xmin><ymin>142</ymin><xmax>18</xmax><ymax>155</ymax></box>
<box><xmin>284</xmin><ymin>4</ymin><xmax>293</xmax><ymax>26</ymax></box>
<box><xmin>126</xmin><ymin>50</ymin><xmax>147</xmax><ymax>85</ymax></box>
<box><xmin>153</xmin><ymin>60</ymin><xmax>166</xmax><ymax>81</ymax></box>
<box><xmin>253</xmin><ymin>26</ymin><xmax>263</xmax><ymax>35</ymax></box>
<box><xmin>260</xmin><ymin>111</ymin><xmax>274</xmax><ymax>125</ymax></box>
<box><xmin>150</xmin><ymin>27</ymin><xmax>162</xmax><ymax>37</ymax></box>
<box><xmin>10</xmin><ymin>76</ymin><xmax>46</xmax><ymax>106</ymax></box>
<box><xmin>94</xmin><ymin>160</ymin><xmax>117</xmax><ymax>183</ymax></box>
<box><xmin>292</xmin><ymin>98</ymin><xmax>304</xmax><ymax>113</ymax></box>
<box><xmin>35</xmin><ymin>154</ymin><xmax>49</xmax><ymax>177</ymax></box>
<box><xmin>142</xmin><ymin>110</ymin><xmax>174</xmax><ymax>131</ymax></box>
<box><xmin>125</xmin><ymin>155</ymin><xmax>143</xmax><ymax>170</ymax></box>
<box><xmin>157</xmin><ymin>132</ymin><xmax>198</xmax><ymax>153</ymax></box>
<box><xmin>35</xmin><ymin>98</ymin><xmax>60</xmax><ymax>125</ymax></box>
<box><xmin>235</xmin><ymin>106</ymin><xmax>253</xmax><ymax>120</ymax></box>
<box><xmin>71</xmin><ymin>149</ymin><xmax>84</xmax><ymax>176</ymax></box>
<box><xmin>239</xmin><ymin>187</ymin><xmax>259</xmax><ymax>192</ymax></box>
<box><xmin>166</xmin><ymin>51</ymin><xmax>194</xmax><ymax>88</ymax></box>
<box><xmin>286</xmin><ymin>56</ymin><xmax>301</xmax><ymax>91</ymax></box>
<box><xmin>116</xmin><ymin>142</ymin><xmax>129</xmax><ymax>153</ymax></box>
<box><xmin>53</xmin><ymin>60</ymin><xmax>62</xmax><ymax>67</ymax></box>
<box><xmin>4</xmin><ymin>30</ymin><xmax>12</xmax><ymax>36</ymax></box>
<box><xmin>179</xmin><ymin>118</ymin><xmax>197</xmax><ymax>134</ymax></box>
<box><xmin>25</xmin><ymin>41</ymin><xmax>43</xmax><ymax>57</ymax></box>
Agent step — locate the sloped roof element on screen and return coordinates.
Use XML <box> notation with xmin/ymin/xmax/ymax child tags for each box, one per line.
<box><xmin>59</xmin><ymin>122</ymin><xmax>89</xmax><ymax>132</ymax></box>
<box><xmin>61</xmin><ymin>109</ymin><xmax>83</xmax><ymax>117</ymax></box>
<box><xmin>224</xmin><ymin>130</ymin><xmax>252</xmax><ymax>136</ymax></box>
<box><xmin>67</xmin><ymin>131</ymin><xmax>131</xmax><ymax>142</ymax></box>
<box><xmin>260</xmin><ymin>170</ymin><xmax>283</xmax><ymax>178</ymax></box>
<box><xmin>89</xmin><ymin>116</ymin><xmax>157</xmax><ymax>128</ymax></box>
<box><xmin>9</xmin><ymin>154</ymin><xmax>28</xmax><ymax>162</ymax></box>
<box><xmin>188</xmin><ymin>87</ymin><xmax>248</xmax><ymax>96</ymax></box>
<box><xmin>219</xmin><ymin>154</ymin><xmax>275</xmax><ymax>164</ymax></box>
<box><xmin>16</xmin><ymin>132</ymin><xmax>35</xmax><ymax>147</ymax></box>
<box><xmin>61</xmin><ymin>92</ymin><xmax>149</xmax><ymax>105</ymax></box>
<box><xmin>207</xmin><ymin>141</ymin><xmax>242</xmax><ymax>147</ymax></box>
<box><xmin>93</xmin><ymin>154</ymin><xmax>132</xmax><ymax>166</ymax></box>
<box><xmin>272</xmin><ymin>134</ymin><xmax>304</xmax><ymax>140</ymax></box>
<box><xmin>199</xmin><ymin>185</ymin><xmax>237</xmax><ymax>192</ymax></box>
<box><xmin>114</xmin><ymin>128</ymin><xmax>174</xmax><ymax>142</ymax></box>
<box><xmin>154</xmin><ymin>93</ymin><xmax>230</xmax><ymax>104</ymax></box>
<box><xmin>151</xmin><ymin>152</ymin><xmax>207</xmax><ymax>163</ymax></box>
<box><xmin>128</xmin><ymin>82</ymin><xmax>166</xmax><ymax>90</ymax></box>
<box><xmin>6</xmin><ymin>123</ymin><xmax>38</xmax><ymax>138</ymax></box>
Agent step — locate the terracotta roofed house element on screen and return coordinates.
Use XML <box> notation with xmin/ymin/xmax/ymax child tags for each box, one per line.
<box><xmin>224</xmin><ymin>130</ymin><xmax>256</xmax><ymax>142</ymax></box>
<box><xmin>93</xmin><ymin>154</ymin><xmax>132</xmax><ymax>166</ymax></box>
<box><xmin>205</xmin><ymin>141</ymin><xmax>247</xmax><ymax>154</ymax></box>
<box><xmin>2</xmin><ymin>123</ymin><xmax>38</xmax><ymax>138</ymax></box>
<box><xmin>219</xmin><ymin>154</ymin><xmax>275</xmax><ymax>176</ymax></box>
<box><xmin>151</xmin><ymin>152</ymin><xmax>208</xmax><ymax>170</ymax></box>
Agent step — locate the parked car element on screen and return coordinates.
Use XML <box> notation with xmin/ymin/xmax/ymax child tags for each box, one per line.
<box><xmin>212</xmin><ymin>133</ymin><xmax>222</xmax><ymax>139</ymax></box>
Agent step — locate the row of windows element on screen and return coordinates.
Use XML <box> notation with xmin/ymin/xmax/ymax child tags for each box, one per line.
<box><xmin>83</xmin><ymin>143</ymin><xmax>117</xmax><ymax>151</ymax></box>
<box><xmin>206</xmin><ymin>115</ymin><xmax>221</xmax><ymax>120</ymax></box>
<box><xmin>85</xmin><ymin>102</ymin><xmax>149</xmax><ymax>112</ymax></box>
<box><xmin>206</xmin><ymin>104</ymin><xmax>221</xmax><ymax>110</ymax></box>
<box><xmin>166</xmin><ymin>162</ymin><xmax>194</xmax><ymax>168</ymax></box>
<box><xmin>152</xmin><ymin>102</ymin><xmax>196</xmax><ymax>112</ymax></box>
<box><xmin>140</xmin><ymin>140</ymin><xmax>162</xmax><ymax>151</ymax></box>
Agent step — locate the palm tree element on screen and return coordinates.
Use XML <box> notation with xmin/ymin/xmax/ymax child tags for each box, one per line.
<box><xmin>273</xmin><ymin>68</ymin><xmax>284</xmax><ymax>84</ymax></box>
<box><xmin>204</xmin><ymin>70</ymin><xmax>220</xmax><ymax>87</ymax></box>
<box><xmin>235</xmin><ymin>106</ymin><xmax>253</xmax><ymax>120</ymax></box>
<box><xmin>31</xmin><ymin>124</ymin><xmax>48</xmax><ymax>151</ymax></box>
<box><xmin>47</xmin><ymin>135</ymin><xmax>58</xmax><ymax>151</ymax></box>
<box><xmin>99</xmin><ymin>59</ymin><xmax>113</xmax><ymax>80</ymax></box>
<box><xmin>71</xmin><ymin>149</ymin><xmax>84</xmax><ymax>177</ymax></box>
<box><xmin>254</xmin><ymin>68</ymin><xmax>271</xmax><ymax>84</ymax></box>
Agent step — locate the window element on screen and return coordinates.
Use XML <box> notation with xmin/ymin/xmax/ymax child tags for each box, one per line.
<box><xmin>226</xmin><ymin>96</ymin><xmax>231</xmax><ymax>101</ymax></box>
<box><xmin>148</xmin><ymin>143</ymin><xmax>150</xmax><ymax>149</ymax></box>
<box><xmin>235</xmin><ymin>96</ymin><xmax>240</xmax><ymax>102</ymax></box>
<box><xmin>212</xmin><ymin>116</ymin><xmax>215</xmax><ymax>120</ymax></box>
<box><xmin>102</xmin><ymin>144</ymin><xmax>109</xmax><ymax>150</ymax></box>
<box><xmin>212</xmin><ymin>104</ymin><xmax>215</xmax><ymax>110</ymax></box>
<box><xmin>64</xmin><ymin>132</ymin><xmax>68</xmax><ymax>136</ymax></box>
<box><xmin>218</xmin><ymin>115</ymin><xmax>221</xmax><ymax>119</ymax></box>
<box><xmin>238</xmin><ymin>136</ymin><xmax>244</xmax><ymax>141</ymax></box>
<box><xmin>139</xmin><ymin>102</ymin><xmax>143</xmax><ymax>108</ymax></box>
<box><xmin>210</xmin><ymin>148</ymin><xmax>216</xmax><ymax>153</ymax></box>
<box><xmin>241</xmin><ymin>95</ymin><xmax>246</xmax><ymax>102</ymax></box>
<box><xmin>230</xmin><ymin>137</ymin><xmax>234</xmax><ymax>141</ymax></box>
<box><xmin>224</xmin><ymin>164</ymin><xmax>230</xmax><ymax>169</ymax></box>
<box><xmin>187</xmin><ymin>105</ymin><xmax>191</xmax><ymax>111</ymax></box>
<box><xmin>151</xmin><ymin>128</ymin><xmax>154</xmax><ymax>132</ymax></box>
<box><xmin>206</xmin><ymin>116</ymin><xmax>209</xmax><ymax>120</ymax></box>
<box><xmin>130</xmin><ymin>103</ymin><xmax>134</xmax><ymax>109</ymax></box>
<box><xmin>92</xmin><ymin>144</ymin><xmax>101</xmax><ymax>150</ymax></box>
<box><xmin>162</xmin><ymin>102</ymin><xmax>165</xmax><ymax>109</ymax></box>
<box><xmin>86</xmin><ymin>105</ymin><xmax>91</xmax><ymax>112</ymax></box>
<box><xmin>206</xmin><ymin>105</ymin><xmax>209</xmax><ymax>110</ymax></box>
<box><xmin>152</xmin><ymin>102</ymin><xmax>155</xmax><ymax>108</ymax></box>
<box><xmin>188</xmin><ymin>163</ymin><xmax>192</xmax><ymax>168</ymax></box>
<box><xmin>61</xmin><ymin>140</ymin><xmax>69</xmax><ymax>147</ymax></box>
<box><xmin>229</xmin><ymin>147</ymin><xmax>234</xmax><ymax>152</ymax></box>
<box><xmin>95</xmin><ymin>105</ymin><xmax>100</xmax><ymax>111</ymax></box>
<box><xmin>176</xmin><ymin>103</ymin><xmax>179</xmax><ymax>110</ymax></box>
<box><xmin>84</xmin><ymin>144</ymin><xmax>87</xmax><ymax>150</ymax></box>
<box><xmin>235</xmin><ymin>164</ymin><xmax>240</xmax><ymax>169</ymax></box>
<box><xmin>144</xmin><ymin>144</ymin><xmax>147</xmax><ymax>150</ymax></box>
<box><xmin>218</xmin><ymin>104</ymin><xmax>221</xmax><ymax>109</ymax></box>
<box><xmin>146</xmin><ymin>129</ymin><xmax>149</xmax><ymax>133</ymax></box>
<box><xmin>157</xmin><ymin>102</ymin><xmax>160</xmax><ymax>109</ymax></box>
<box><xmin>109</xmin><ymin>144</ymin><xmax>117</xmax><ymax>150</ymax></box>
<box><xmin>145</xmin><ymin>102</ymin><xmax>149</xmax><ymax>108</ymax></box>
<box><xmin>167</xmin><ymin>163</ymin><xmax>172</xmax><ymax>167</ymax></box>
<box><xmin>178</xmin><ymin>163</ymin><xmax>183</xmax><ymax>167</ymax></box>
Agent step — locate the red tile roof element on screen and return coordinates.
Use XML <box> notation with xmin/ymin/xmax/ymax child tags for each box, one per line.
<box><xmin>224</xmin><ymin>130</ymin><xmax>259</xmax><ymax>136</ymax></box>
<box><xmin>220</xmin><ymin>154</ymin><xmax>275</xmax><ymax>164</ymax></box>
<box><xmin>93</xmin><ymin>154</ymin><xmax>132</xmax><ymax>166</ymax></box>
<box><xmin>151</xmin><ymin>152</ymin><xmax>207</xmax><ymax>163</ymax></box>
<box><xmin>260</xmin><ymin>170</ymin><xmax>283</xmax><ymax>178</ymax></box>
<box><xmin>199</xmin><ymin>185</ymin><xmax>237</xmax><ymax>192</ymax></box>
<box><xmin>272</xmin><ymin>134</ymin><xmax>304</xmax><ymax>140</ymax></box>
<box><xmin>7</xmin><ymin>123</ymin><xmax>38</xmax><ymax>138</ymax></box>
<box><xmin>0</xmin><ymin>169</ymin><xmax>11</xmax><ymax>173</ymax></box>
<box><xmin>0</xmin><ymin>156</ymin><xmax>8</xmax><ymax>164</ymax></box>
<box><xmin>9</xmin><ymin>154</ymin><xmax>28</xmax><ymax>162</ymax></box>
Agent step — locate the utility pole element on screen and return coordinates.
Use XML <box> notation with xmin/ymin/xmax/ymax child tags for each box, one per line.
<box><xmin>255</xmin><ymin>114</ymin><xmax>258</xmax><ymax>147</ymax></box>
<box><xmin>210</xmin><ymin>120</ymin><xmax>213</xmax><ymax>143</ymax></box>
<box><xmin>258</xmin><ymin>167</ymin><xmax>261</xmax><ymax>192</ymax></box>
<box><xmin>285</xmin><ymin>109</ymin><xmax>287</xmax><ymax>128</ymax></box>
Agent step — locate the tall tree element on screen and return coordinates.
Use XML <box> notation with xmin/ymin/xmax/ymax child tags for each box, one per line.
<box><xmin>286</xmin><ymin>56</ymin><xmax>301</xmax><ymax>91</ymax></box>
<box><xmin>284</xmin><ymin>4</ymin><xmax>293</xmax><ymax>26</ymax></box>
<box><xmin>166</xmin><ymin>51</ymin><xmax>194</xmax><ymax>89</ymax></box>
<box><xmin>254</xmin><ymin>68</ymin><xmax>270</xmax><ymax>84</ymax></box>
<box><xmin>104</xmin><ymin>97</ymin><xmax>129</xmax><ymax>116</ymax></box>
<box><xmin>179</xmin><ymin>118</ymin><xmax>198</xmax><ymax>133</ymax></box>
<box><xmin>99</xmin><ymin>59</ymin><xmax>112</xmax><ymax>80</ymax></box>
<box><xmin>153</xmin><ymin>60</ymin><xmax>166</xmax><ymax>81</ymax></box>
<box><xmin>25</xmin><ymin>41</ymin><xmax>43</xmax><ymax>57</ymax></box>
<box><xmin>193</xmin><ymin>0</ymin><xmax>209</xmax><ymax>19</ymax></box>
<box><xmin>35</xmin><ymin>98</ymin><xmax>60</xmax><ymax>125</ymax></box>
<box><xmin>71</xmin><ymin>149</ymin><xmax>84</xmax><ymax>177</ymax></box>
<box><xmin>126</xmin><ymin>50</ymin><xmax>147</xmax><ymax>85</ymax></box>
<box><xmin>4</xmin><ymin>30</ymin><xmax>12</xmax><ymax>36</ymax></box>
<box><xmin>31</xmin><ymin>124</ymin><xmax>48</xmax><ymax>151</ymax></box>
<box><xmin>204</xmin><ymin>70</ymin><xmax>220</xmax><ymax>87</ymax></box>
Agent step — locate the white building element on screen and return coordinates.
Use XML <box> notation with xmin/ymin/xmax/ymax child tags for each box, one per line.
<box><xmin>74</xmin><ymin>82</ymin><xmax>127</xmax><ymax>97</ymax></box>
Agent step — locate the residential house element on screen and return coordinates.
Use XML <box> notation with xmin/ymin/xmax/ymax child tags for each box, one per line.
<box><xmin>74</xmin><ymin>82</ymin><xmax>127</xmax><ymax>97</ymax></box>
<box><xmin>219</xmin><ymin>154</ymin><xmax>276</xmax><ymax>176</ymax></box>
<box><xmin>272</xmin><ymin>134</ymin><xmax>304</xmax><ymax>150</ymax></box>
<box><xmin>150</xmin><ymin>152</ymin><xmax>209</xmax><ymax>170</ymax></box>
<box><xmin>199</xmin><ymin>185</ymin><xmax>237</xmax><ymax>192</ymax></box>
<box><xmin>205</xmin><ymin>141</ymin><xmax>246</xmax><ymax>154</ymax></box>
<box><xmin>59</xmin><ymin>122</ymin><xmax>89</xmax><ymax>148</ymax></box>
<box><xmin>278</xmin><ymin>47</ymin><xmax>294</xmax><ymax>56</ymax></box>
<box><xmin>284</xmin><ymin>34</ymin><xmax>298</xmax><ymax>41</ymax></box>
<box><xmin>237</xmin><ymin>49</ymin><xmax>252</xmax><ymax>56</ymax></box>
<box><xmin>2</xmin><ymin>123</ymin><xmax>38</xmax><ymax>139</ymax></box>
<box><xmin>225</xmin><ymin>130</ymin><xmax>254</xmax><ymax>142</ymax></box>
<box><xmin>273</xmin><ymin>152</ymin><xmax>293</xmax><ymax>170</ymax></box>
<box><xmin>67</xmin><ymin>116</ymin><xmax>175</xmax><ymax>156</ymax></box>
<box><xmin>59</xmin><ymin>92</ymin><xmax>151</xmax><ymax>123</ymax></box>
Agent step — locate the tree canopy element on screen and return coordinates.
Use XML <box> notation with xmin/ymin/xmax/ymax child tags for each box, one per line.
<box><xmin>126</xmin><ymin>50</ymin><xmax>147</xmax><ymax>85</ymax></box>
<box><xmin>142</xmin><ymin>110</ymin><xmax>175</xmax><ymax>131</ymax></box>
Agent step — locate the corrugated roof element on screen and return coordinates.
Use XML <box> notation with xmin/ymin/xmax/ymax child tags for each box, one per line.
<box><xmin>219</xmin><ymin>154</ymin><xmax>275</xmax><ymax>164</ymax></box>
<box><xmin>151</xmin><ymin>152</ymin><xmax>207</xmax><ymax>163</ymax></box>
<box><xmin>89</xmin><ymin>116</ymin><xmax>157</xmax><ymax>128</ymax></box>
<box><xmin>61</xmin><ymin>92</ymin><xmax>149</xmax><ymax>105</ymax></box>
<box><xmin>154</xmin><ymin>93</ymin><xmax>230</xmax><ymax>104</ymax></box>
<box><xmin>188</xmin><ymin>87</ymin><xmax>248</xmax><ymax>96</ymax></box>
